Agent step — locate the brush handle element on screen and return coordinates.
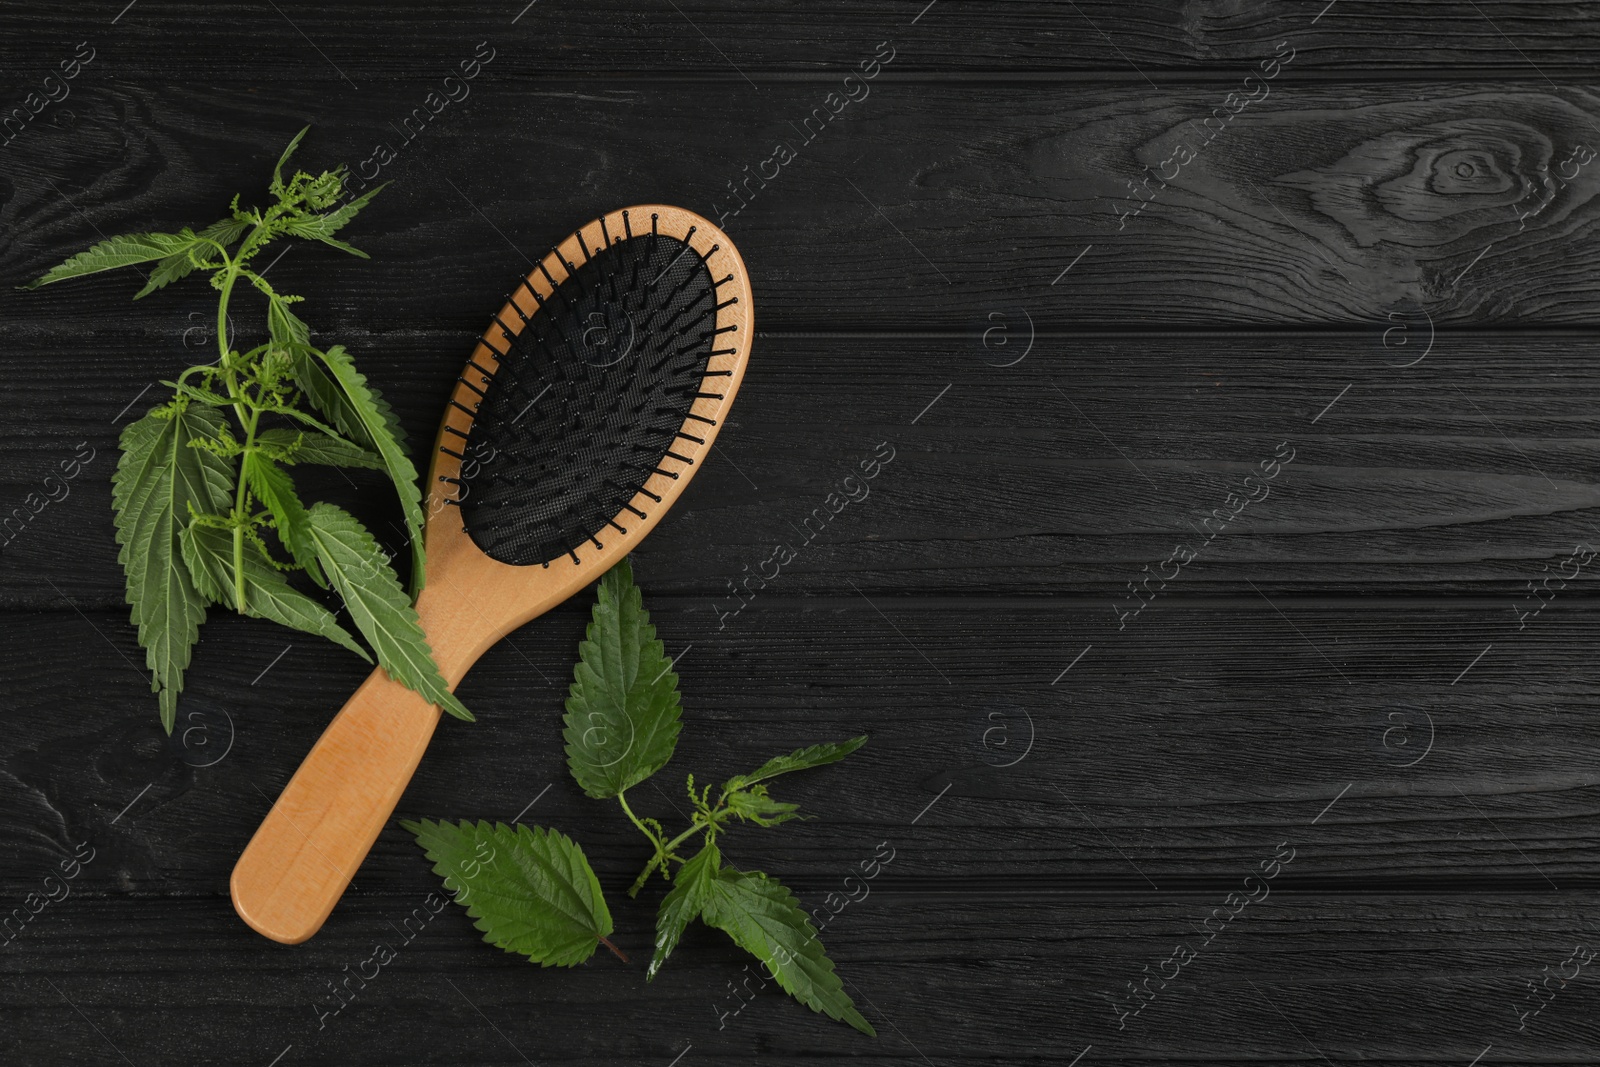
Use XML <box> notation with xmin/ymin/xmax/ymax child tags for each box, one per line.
<box><xmin>229</xmin><ymin>540</ymin><xmax>582</xmax><ymax>945</ymax></box>
<box><xmin>230</xmin><ymin>666</ymin><xmax>444</xmax><ymax>944</ymax></box>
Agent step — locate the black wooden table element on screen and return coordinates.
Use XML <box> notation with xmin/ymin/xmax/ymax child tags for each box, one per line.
<box><xmin>4</xmin><ymin>2</ymin><xmax>1600</xmax><ymax>1064</ymax></box>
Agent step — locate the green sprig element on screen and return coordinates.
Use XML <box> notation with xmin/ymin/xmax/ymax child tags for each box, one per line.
<box><xmin>403</xmin><ymin>559</ymin><xmax>874</xmax><ymax>1035</ymax></box>
<box><xmin>23</xmin><ymin>127</ymin><xmax>459</xmax><ymax>733</ymax></box>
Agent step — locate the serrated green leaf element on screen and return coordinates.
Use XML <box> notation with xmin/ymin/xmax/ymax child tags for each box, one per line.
<box><xmin>283</xmin><ymin>182</ymin><xmax>386</xmax><ymax>257</ymax></box>
<box><xmin>204</xmin><ymin>215</ymin><xmax>251</xmax><ymax>247</ymax></box>
<box><xmin>112</xmin><ymin>404</ymin><xmax>236</xmax><ymax>732</ymax></box>
<box><xmin>180</xmin><ymin>523</ymin><xmax>369</xmax><ymax>662</ymax></box>
<box><xmin>285</xmin><ymin>228</ymin><xmax>368</xmax><ymax>258</ymax></box>
<box><xmin>290</xmin><ymin>345</ymin><xmax>424</xmax><ymax>596</ymax></box>
<box><xmin>273</xmin><ymin>126</ymin><xmax>310</xmax><ymax>193</ymax></box>
<box><xmin>726</xmin><ymin>785</ymin><xmax>803</xmax><ymax>828</ymax></box>
<box><xmin>700</xmin><ymin>867</ymin><xmax>875</xmax><ymax>1036</ymax></box>
<box><xmin>133</xmin><ymin>217</ymin><xmax>249</xmax><ymax>299</ymax></box>
<box><xmin>256</xmin><ymin>427</ymin><xmax>385</xmax><ymax>470</ymax></box>
<box><xmin>402</xmin><ymin>819</ymin><xmax>612</xmax><ymax>968</ymax></box>
<box><xmin>723</xmin><ymin>736</ymin><xmax>868</xmax><ymax>794</ymax></box>
<box><xmin>266</xmin><ymin>294</ymin><xmax>311</xmax><ymax>348</ymax></box>
<box><xmin>285</xmin><ymin>346</ymin><xmax>408</xmax><ymax>450</ymax></box>
<box><xmin>23</xmin><ymin>232</ymin><xmax>197</xmax><ymax>291</ymax></box>
<box><xmin>561</xmin><ymin>559</ymin><xmax>683</xmax><ymax>799</ymax></box>
<box><xmin>263</xmin><ymin>395</ymin><xmax>364</xmax><ymax>446</ymax></box>
<box><xmin>649</xmin><ymin>840</ymin><xmax>720</xmax><ymax>981</ymax></box>
<box><xmin>240</xmin><ymin>450</ymin><xmax>324</xmax><ymax>585</ymax></box>
<box><xmin>305</xmin><ymin>502</ymin><xmax>469</xmax><ymax>721</ymax></box>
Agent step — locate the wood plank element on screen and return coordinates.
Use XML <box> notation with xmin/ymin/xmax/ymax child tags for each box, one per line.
<box><xmin>7</xmin><ymin>82</ymin><xmax>1600</xmax><ymax>331</ymax></box>
<box><xmin>2</xmin><ymin>894</ymin><xmax>1595</xmax><ymax>1064</ymax></box>
<box><xmin>2</xmin><ymin>600</ymin><xmax>1599</xmax><ymax>894</ymax></box>
<box><xmin>8</xmin><ymin>2</ymin><xmax>1600</xmax><ymax>78</ymax></box>
<box><xmin>5</xmin><ymin>333</ymin><xmax>1600</xmax><ymax>604</ymax></box>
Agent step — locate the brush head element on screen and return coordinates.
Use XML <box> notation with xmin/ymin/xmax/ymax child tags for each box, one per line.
<box><xmin>432</xmin><ymin>207</ymin><xmax>750</xmax><ymax>568</ymax></box>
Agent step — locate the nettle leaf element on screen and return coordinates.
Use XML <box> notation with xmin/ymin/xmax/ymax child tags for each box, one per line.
<box><xmin>180</xmin><ymin>523</ymin><xmax>368</xmax><ymax>662</ymax></box>
<box><xmin>286</xmin><ymin>346</ymin><xmax>408</xmax><ymax>450</ymax></box>
<box><xmin>283</xmin><ymin>183</ymin><xmax>387</xmax><ymax>257</ymax></box>
<box><xmin>649</xmin><ymin>840</ymin><xmax>721</xmax><ymax>981</ymax></box>
<box><xmin>112</xmin><ymin>404</ymin><xmax>235</xmax><ymax>732</ymax></box>
<box><xmin>723</xmin><ymin>736</ymin><xmax>868</xmax><ymax>794</ymax></box>
<box><xmin>700</xmin><ymin>867</ymin><xmax>875</xmax><ymax>1037</ymax></box>
<box><xmin>133</xmin><ymin>217</ymin><xmax>249</xmax><ymax>300</ymax></box>
<box><xmin>266</xmin><ymin>293</ymin><xmax>311</xmax><ymax>348</ymax></box>
<box><xmin>291</xmin><ymin>345</ymin><xmax>425</xmax><ymax>596</ymax></box>
<box><xmin>403</xmin><ymin>819</ymin><xmax>613</xmax><ymax>968</ymax></box>
<box><xmin>241</xmin><ymin>450</ymin><xmax>323</xmax><ymax>584</ymax></box>
<box><xmin>23</xmin><ymin>232</ymin><xmax>197</xmax><ymax>290</ymax></box>
<box><xmin>272</xmin><ymin>125</ymin><xmax>310</xmax><ymax>193</ymax></box>
<box><xmin>256</xmin><ymin>427</ymin><xmax>385</xmax><ymax>470</ymax></box>
<box><xmin>562</xmin><ymin>559</ymin><xmax>683</xmax><ymax>799</ymax></box>
<box><xmin>725</xmin><ymin>785</ymin><xmax>802</xmax><ymax>828</ymax></box>
<box><xmin>306</xmin><ymin>502</ymin><xmax>469</xmax><ymax>721</ymax></box>
<box><xmin>204</xmin><ymin>215</ymin><xmax>252</xmax><ymax>247</ymax></box>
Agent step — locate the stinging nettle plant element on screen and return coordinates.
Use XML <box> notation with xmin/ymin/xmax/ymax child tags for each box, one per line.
<box><xmin>405</xmin><ymin>560</ymin><xmax>875</xmax><ymax>1036</ymax></box>
<box><xmin>24</xmin><ymin>128</ymin><xmax>466</xmax><ymax>732</ymax></box>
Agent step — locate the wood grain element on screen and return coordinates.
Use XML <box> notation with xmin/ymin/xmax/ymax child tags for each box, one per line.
<box><xmin>2</xmin><ymin>599</ymin><xmax>1598</xmax><ymax>895</ymax></box>
<box><xmin>8</xmin><ymin>2</ymin><xmax>1600</xmax><ymax>78</ymax></box>
<box><xmin>8</xmin><ymin>83</ymin><xmax>1600</xmax><ymax>331</ymax></box>
<box><xmin>6</xmin><ymin>334</ymin><xmax>1600</xmax><ymax>604</ymax></box>
<box><xmin>2</xmin><ymin>895</ymin><xmax>1596</xmax><ymax>1065</ymax></box>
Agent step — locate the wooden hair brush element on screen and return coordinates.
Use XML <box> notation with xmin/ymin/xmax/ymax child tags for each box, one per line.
<box><xmin>231</xmin><ymin>205</ymin><xmax>753</xmax><ymax>943</ymax></box>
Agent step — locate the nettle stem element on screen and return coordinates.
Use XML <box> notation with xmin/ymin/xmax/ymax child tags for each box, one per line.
<box><xmin>214</xmin><ymin>258</ymin><xmax>247</xmax><ymax>421</ymax></box>
<box><xmin>231</xmin><ymin>402</ymin><xmax>263</xmax><ymax>611</ymax></box>
<box><xmin>213</xmin><ymin>258</ymin><xmax>256</xmax><ymax>612</ymax></box>
<box><xmin>659</xmin><ymin>824</ymin><xmax>704</xmax><ymax>859</ymax></box>
<box><xmin>212</xmin><ymin>223</ymin><xmax>273</xmax><ymax>614</ymax></box>
<box><xmin>616</xmin><ymin>792</ymin><xmax>663</xmax><ymax>851</ymax></box>
<box><xmin>619</xmin><ymin>792</ymin><xmax>713</xmax><ymax>898</ymax></box>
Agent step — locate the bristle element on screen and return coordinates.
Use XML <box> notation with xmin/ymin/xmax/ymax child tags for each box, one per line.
<box><xmin>536</xmin><ymin>260</ymin><xmax>572</xmax><ymax>315</ymax></box>
<box><xmin>456</xmin><ymin>226</ymin><xmax>724</xmax><ymax>565</ymax></box>
<box><xmin>563</xmin><ymin>258</ymin><xmax>588</xmax><ymax>302</ymax></box>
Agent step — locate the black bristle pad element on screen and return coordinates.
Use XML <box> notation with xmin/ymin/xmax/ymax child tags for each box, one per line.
<box><xmin>459</xmin><ymin>232</ymin><xmax>719</xmax><ymax>565</ymax></box>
